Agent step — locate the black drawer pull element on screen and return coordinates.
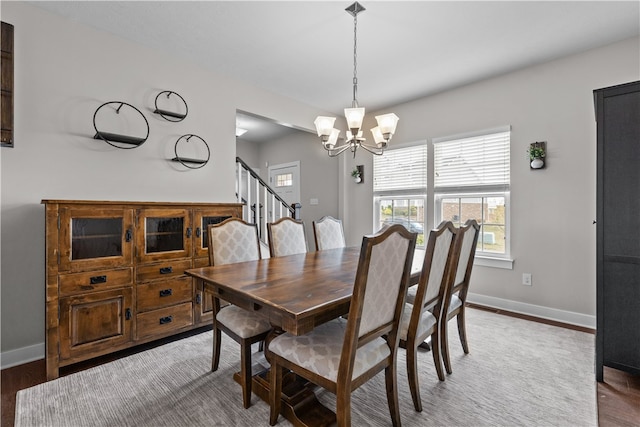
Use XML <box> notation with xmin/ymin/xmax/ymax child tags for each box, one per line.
<box><xmin>196</xmin><ymin>227</ymin><xmax>201</xmax><ymax>238</ymax></box>
<box><xmin>90</xmin><ymin>275</ymin><xmax>107</xmax><ymax>285</ymax></box>
<box><xmin>159</xmin><ymin>288</ymin><xmax>173</xmax><ymax>297</ymax></box>
<box><xmin>159</xmin><ymin>266</ymin><xmax>173</xmax><ymax>275</ymax></box>
<box><xmin>186</xmin><ymin>227</ymin><xmax>192</xmax><ymax>238</ymax></box>
<box><xmin>159</xmin><ymin>316</ymin><xmax>173</xmax><ymax>325</ymax></box>
<box><xmin>125</xmin><ymin>308</ymin><xmax>132</xmax><ymax>320</ymax></box>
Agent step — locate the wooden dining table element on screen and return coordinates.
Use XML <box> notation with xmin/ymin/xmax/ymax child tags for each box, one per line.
<box><xmin>185</xmin><ymin>246</ymin><xmax>423</xmax><ymax>426</ymax></box>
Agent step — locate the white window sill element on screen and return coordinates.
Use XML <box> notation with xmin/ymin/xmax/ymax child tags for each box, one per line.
<box><xmin>475</xmin><ymin>256</ymin><xmax>513</xmax><ymax>270</ymax></box>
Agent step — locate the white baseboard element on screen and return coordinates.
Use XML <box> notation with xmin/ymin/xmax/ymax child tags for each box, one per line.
<box><xmin>0</xmin><ymin>294</ymin><xmax>596</xmax><ymax>370</ymax></box>
<box><xmin>467</xmin><ymin>292</ymin><xmax>596</xmax><ymax>330</ymax></box>
<box><xmin>1</xmin><ymin>342</ymin><xmax>45</xmax><ymax>370</ymax></box>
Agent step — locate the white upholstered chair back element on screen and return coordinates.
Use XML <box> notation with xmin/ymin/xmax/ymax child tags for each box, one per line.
<box><xmin>267</xmin><ymin>217</ymin><xmax>307</xmax><ymax>257</ymax></box>
<box><xmin>453</xmin><ymin>220</ymin><xmax>480</xmax><ymax>286</ymax></box>
<box><xmin>313</xmin><ymin>216</ymin><xmax>346</xmax><ymax>251</ymax></box>
<box><xmin>208</xmin><ymin>218</ymin><xmax>261</xmax><ymax>266</ymax></box>
<box><xmin>358</xmin><ymin>229</ymin><xmax>413</xmax><ymax>337</ymax></box>
<box><xmin>423</xmin><ymin>223</ymin><xmax>456</xmax><ymax>305</ymax></box>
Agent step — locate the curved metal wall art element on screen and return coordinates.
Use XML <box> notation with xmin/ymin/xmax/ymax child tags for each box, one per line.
<box><xmin>171</xmin><ymin>134</ymin><xmax>210</xmax><ymax>169</ymax></box>
<box><xmin>92</xmin><ymin>101</ymin><xmax>150</xmax><ymax>149</ymax></box>
<box><xmin>154</xmin><ymin>90</ymin><xmax>188</xmax><ymax>122</ymax></box>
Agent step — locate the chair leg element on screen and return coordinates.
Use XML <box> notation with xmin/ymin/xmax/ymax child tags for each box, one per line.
<box><xmin>336</xmin><ymin>385</ymin><xmax>353</xmax><ymax>427</ymax></box>
<box><xmin>406</xmin><ymin>343</ymin><xmax>423</xmax><ymax>412</ymax></box>
<box><xmin>269</xmin><ymin>362</ymin><xmax>283</xmax><ymax>425</ymax></box>
<box><xmin>212</xmin><ymin>326</ymin><xmax>222</xmax><ymax>372</ymax></box>
<box><xmin>441</xmin><ymin>318</ymin><xmax>453</xmax><ymax>375</ymax></box>
<box><xmin>384</xmin><ymin>362</ymin><xmax>401</xmax><ymax>427</ymax></box>
<box><xmin>457</xmin><ymin>308</ymin><xmax>469</xmax><ymax>354</ymax></box>
<box><xmin>241</xmin><ymin>341</ymin><xmax>252</xmax><ymax>409</ymax></box>
<box><xmin>431</xmin><ymin>330</ymin><xmax>445</xmax><ymax>382</ymax></box>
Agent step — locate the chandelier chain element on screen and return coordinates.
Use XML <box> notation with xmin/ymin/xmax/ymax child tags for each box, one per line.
<box><xmin>352</xmin><ymin>10</ymin><xmax>358</xmax><ymax>107</ymax></box>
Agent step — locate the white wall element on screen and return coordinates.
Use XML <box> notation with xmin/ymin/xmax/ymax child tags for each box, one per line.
<box><xmin>343</xmin><ymin>36</ymin><xmax>640</xmax><ymax>326</ymax></box>
<box><xmin>0</xmin><ymin>2</ymin><xmax>333</xmax><ymax>361</ymax></box>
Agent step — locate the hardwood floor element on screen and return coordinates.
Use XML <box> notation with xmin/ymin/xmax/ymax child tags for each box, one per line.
<box><xmin>2</xmin><ymin>310</ymin><xmax>639</xmax><ymax>427</ymax></box>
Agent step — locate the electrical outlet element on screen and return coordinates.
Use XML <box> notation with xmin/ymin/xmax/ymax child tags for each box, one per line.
<box><xmin>522</xmin><ymin>273</ymin><xmax>532</xmax><ymax>286</ymax></box>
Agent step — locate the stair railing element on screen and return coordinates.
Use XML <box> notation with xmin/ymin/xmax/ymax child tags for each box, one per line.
<box><xmin>236</xmin><ymin>157</ymin><xmax>300</xmax><ymax>244</ymax></box>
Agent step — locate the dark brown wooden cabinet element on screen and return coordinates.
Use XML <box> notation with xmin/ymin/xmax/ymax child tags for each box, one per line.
<box><xmin>1</xmin><ymin>21</ymin><xmax>14</xmax><ymax>147</ymax></box>
<box><xmin>43</xmin><ymin>200</ymin><xmax>242</xmax><ymax>380</ymax></box>
<box><xmin>595</xmin><ymin>81</ymin><xmax>640</xmax><ymax>381</ymax></box>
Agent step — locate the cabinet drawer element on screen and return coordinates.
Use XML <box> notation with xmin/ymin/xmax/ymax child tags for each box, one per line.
<box><xmin>137</xmin><ymin>277</ymin><xmax>192</xmax><ymax>312</ymax></box>
<box><xmin>59</xmin><ymin>268</ymin><xmax>133</xmax><ymax>296</ymax></box>
<box><xmin>136</xmin><ymin>302</ymin><xmax>193</xmax><ymax>340</ymax></box>
<box><xmin>136</xmin><ymin>259</ymin><xmax>191</xmax><ymax>282</ymax></box>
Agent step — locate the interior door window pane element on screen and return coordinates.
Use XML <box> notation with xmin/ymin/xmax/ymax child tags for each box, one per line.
<box><xmin>276</xmin><ymin>173</ymin><xmax>293</xmax><ymax>187</ymax></box>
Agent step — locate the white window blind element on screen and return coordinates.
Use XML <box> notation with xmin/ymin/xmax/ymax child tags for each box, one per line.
<box><xmin>434</xmin><ymin>130</ymin><xmax>510</xmax><ymax>193</ymax></box>
<box><xmin>373</xmin><ymin>145</ymin><xmax>427</xmax><ymax>193</ymax></box>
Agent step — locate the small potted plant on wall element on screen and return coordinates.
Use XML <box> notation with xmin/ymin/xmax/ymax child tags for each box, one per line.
<box><xmin>528</xmin><ymin>141</ymin><xmax>546</xmax><ymax>169</ymax></box>
<box><xmin>351</xmin><ymin>166</ymin><xmax>363</xmax><ymax>183</ymax></box>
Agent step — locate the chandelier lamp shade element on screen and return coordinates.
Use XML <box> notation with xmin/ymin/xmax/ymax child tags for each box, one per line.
<box><xmin>314</xmin><ymin>2</ymin><xmax>399</xmax><ymax>158</ymax></box>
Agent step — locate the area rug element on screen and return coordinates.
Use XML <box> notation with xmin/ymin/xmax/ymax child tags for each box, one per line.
<box><xmin>15</xmin><ymin>308</ymin><xmax>597</xmax><ymax>426</ymax></box>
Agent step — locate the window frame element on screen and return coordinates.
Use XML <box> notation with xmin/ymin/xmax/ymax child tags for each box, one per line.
<box><xmin>372</xmin><ymin>143</ymin><xmax>428</xmax><ymax>248</ymax></box>
<box><xmin>432</xmin><ymin>126</ymin><xmax>512</xmax><ymax>268</ymax></box>
<box><xmin>434</xmin><ymin>191</ymin><xmax>511</xmax><ymax>263</ymax></box>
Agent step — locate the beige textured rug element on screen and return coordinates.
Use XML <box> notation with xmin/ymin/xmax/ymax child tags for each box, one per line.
<box><xmin>16</xmin><ymin>308</ymin><xmax>597</xmax><ymax>426</ymax></box>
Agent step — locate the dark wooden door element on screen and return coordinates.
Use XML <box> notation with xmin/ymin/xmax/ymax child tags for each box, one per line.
<box><xmin>59</xmin><ymin>287</ymin><xmax>133</xmax><ymax>363</ymax></box>
<box><xmin>1</xmin><ymin>21</ymin><xmax>14</xmax><ymax>147</ymax></box>
<box><xmin>595</xmin><ymin>81</ymin><xmax>640</xmax><ymax>381</ymax></box>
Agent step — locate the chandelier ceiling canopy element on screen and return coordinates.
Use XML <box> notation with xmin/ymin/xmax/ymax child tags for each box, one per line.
<box><xmin>314</xmin><ymin>2</ymin><xmax>399</xmax><ymax>158</ymax></box>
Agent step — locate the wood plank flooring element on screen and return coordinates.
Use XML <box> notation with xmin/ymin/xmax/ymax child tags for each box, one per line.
<box><xmin>2</xmin><ymin>309</ymin><xmax>639</xmax><ymax>427</ymax></box>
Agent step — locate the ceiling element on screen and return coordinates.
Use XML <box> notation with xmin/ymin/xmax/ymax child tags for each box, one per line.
<box><xmin>30</xmin><ymin>1</ymin><xmax>640</xmax><ymax>143</ymax></box>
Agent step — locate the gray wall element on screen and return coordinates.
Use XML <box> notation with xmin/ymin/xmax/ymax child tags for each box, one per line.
<box><xmin>256</xmin><ymin>131</ymin><xmax>340</xmax><ymax>249</ymax></box>
<box><xmin>0</xmin><ymin>2</ymin><xmax>334</xmax><ymax>365</ymax></box>
<box><xmin>2</xmin><ymin>1</ymin><xmax>639</xmax><ymax>366</ymax></box>
<box><xmin>342</xmin><ymin>36</ymin><xmax>640</xmax><ymax>325</ymax></box>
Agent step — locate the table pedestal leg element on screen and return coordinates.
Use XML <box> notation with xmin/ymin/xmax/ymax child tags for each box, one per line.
<box><xmin>231</xmin><ymin>329</ymin><xmax>337</xmax><ymax>427</ymax></box>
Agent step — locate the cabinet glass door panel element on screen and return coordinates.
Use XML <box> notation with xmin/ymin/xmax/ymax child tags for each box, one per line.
<box><xmin>60</xmin><ymin>208</ymin><xmax>134</xmax><ymax>272</ymax></box>
<box><xmin>136</xmin><ymin>208</ymin><xmax>191</xmax><ymax>263</ymax></box>
<box><xmin>193</xmin><ymin>206</ymin><xmax>242</xmax><ymax>259</ymax></box>
<box><xmin>199</xmin><ymin>216</ymin><xmax>231</xmax><ymax>248</ymax></box>
<box><xmin>145</xmin><ymin>217</ymin><xmax>184</xmax><ymax>253</ymax></box>
<box><xmin>72</xmin><ymin>217</ymin><xmax>123</xmax><ymax>259</ymax></box>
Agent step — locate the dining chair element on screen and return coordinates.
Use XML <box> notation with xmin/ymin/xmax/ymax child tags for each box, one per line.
<box><xmin>441</xmin><ymin>219</ymin><xmax>480</xmax><ymax>375</ymax></box>
<box><xmin>399</xmin><ymin>221</ymin><xmax>458</xmax><ymax>412</ymax></box>
<box><xmin>267</xmin><ymin>217</ymin><xmax>308</xmax><ymax>257</ymax></box>
<box><xmin>268</xmin><ymin>224</ymin><xmax>417</xmax><ymax>427</ymax></box>
<box><xmin>313</xmin><ymin>215</ymin><xmax>346</xmax><ymax>251</ymax></box>
<box><xmin>207</xmin><ymin>218</ymin><xmax>272</xmax><ymax>409</ymax></box>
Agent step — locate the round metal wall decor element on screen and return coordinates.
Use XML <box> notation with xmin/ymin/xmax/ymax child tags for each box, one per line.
<box><xmin>92</xmin><ymin>101</ymin><xmax>150</xmax><ymax>149</ymax></box>
<box><xmin>154</xmin><ymin>91</ymin><xmax>188</xmax><ymax>122</ymax></box>
<box><xmin>172</xmin><ymin>134</ymin><xmax>210</xmax><ymax>169</ymax></box>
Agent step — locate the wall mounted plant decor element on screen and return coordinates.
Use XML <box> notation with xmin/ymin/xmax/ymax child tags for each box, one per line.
<box><xmin>171</xmin><ymin>134</ymin><xmax>210</xmax><ymax>169</ymax></box>
<box><xmin>528</xmin><ymin>141</ymin><xmax>546</xmax><ymax>169</ymax></box>
<box><xmin>351</xmin><ymin>165</ymin><xmax>364</xmax><ymax>183</ymax></box>
<box><xmin>93</xmin><ymin>101</ymin><xmax>150</xmax><ymax>149</ymax></box>
<box><xmin>154</xmin><ymin>90</ymin><xmax>188</xmax><ymax>122</ymax></box>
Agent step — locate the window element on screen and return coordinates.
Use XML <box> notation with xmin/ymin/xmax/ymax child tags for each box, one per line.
<box><xmin>433</xmin><ymin>127</ymin><xmax>511</xmax><ymax>259</ymax></box>
<box><xmin>373</xmin><ymin>144</ymin><xmax>427</xmax><ymax>247</ymax></box>
<box><xmin>275</xmin><ymin>173</ymin><xmax>293</xmax><ymax>187</ymax></box>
